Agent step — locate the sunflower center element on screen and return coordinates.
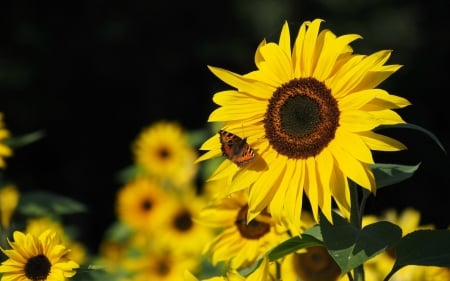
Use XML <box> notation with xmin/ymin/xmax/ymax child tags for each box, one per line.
<box><xmin>156</xmin><ymin>258</ymin><xmax>170</xmax><ymax>276</ymax></box>
<box><xmin>173</xmin><ymin>209</ymin><xmax>193</xmax><ymax>232</ymax></box>
<box><xmin>157</xmin><ymin>146</ymin><xmax>171</xmax><ymax>160</ymax></box>
<box><xmin>264</xmin><ymin>77</ymin><xmax>339</xmax><ymax>158</ymax></box>
<box><xmin>141</xmin><ymin>198</ymin><xmax>152</xmax><ymax>211</ymax></box>
<box><xmin>293</xmin><ymin>246</ymin><xmax>341</xmax><ymax>281</ymax></box>
<box><xmin>235</xmin><ymin>205</ymin><xmax>270</xmax><ymax>240</ymax></box>
<box><xmin>24</xmin><ymin>254</ymin><xmax>51</xmax><ymax>281</ymax></box>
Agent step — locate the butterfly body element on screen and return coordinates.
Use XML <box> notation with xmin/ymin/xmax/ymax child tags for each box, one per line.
<box><xmin>219</xmin><ymin>130</ymin><xmax>255</xmax><ymax>167</ymax></box>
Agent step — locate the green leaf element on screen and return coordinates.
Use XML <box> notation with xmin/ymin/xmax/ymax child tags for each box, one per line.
<box><xmin>18</xmin><ymin>191</ymin><xmax>87</xmax><ymax>217</ymax></box>
<box><xmin>377</xmin><ymin>123</ymin><xmax>446</xmax><ymax>153</ymax></box>
<box><xmin>320</xmin><ymin>211</ymin><xmax>402</xmax><ymax>275</ymax></box>
<box><xmin>103</xmin><ymin>221</ymin><xmax>134</xmax><ymax>243</ymax></box>
<box><xmin>267</xmin><ymin>233</ymin><xmax>323</xmax><ymax>261</ymax></box>
<box><xmin>371</xmin><ymin>163</ymin><xmax>421</xmax><ymax>189</ymax></box>
<box><xmin>5</xmin><ymin>130</ymin><xmax>45</xmax><ymax>148</ymax></box>
<box><xmin>385</xmin><ymin>229</ymin><xmax>450</xmax><ymax>280</ymax></box>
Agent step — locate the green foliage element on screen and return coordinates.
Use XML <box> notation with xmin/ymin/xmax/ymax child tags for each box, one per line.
<box><xmin>385</xmin><ymin>229</ymin><xmax>450</xmax><ymax>280</ymax></box>
<box><xmin>18</xmin><ymin>191</ymin><xmax>87</xmax><ymax>218</ymax></box>
<box><xmin>372</xmin><ymin>163</ymin><xmax>420</xmax><ymax>189</ymax></box>
<box><xmin>320</xmin><ymin>211</ymin><xmax>402</xmax><ymax>275</ymax></box>
<box><xmin>377</xmin><ymin>123</ymin><xmax>446</xmax><ymax>153</ymax></box>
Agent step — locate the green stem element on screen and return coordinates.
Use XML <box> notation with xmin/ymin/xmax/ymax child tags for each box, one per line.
<box><xmin>349</xmin><ymin>181</ymin><xmax>365</xmax><ymax>281</ymax></box>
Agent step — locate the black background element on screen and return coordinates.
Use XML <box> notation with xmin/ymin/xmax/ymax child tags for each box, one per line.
<box><xmin>1</xmin><ymin>0</ymin><xmax>449</xmax><ymax>252</ymax></box>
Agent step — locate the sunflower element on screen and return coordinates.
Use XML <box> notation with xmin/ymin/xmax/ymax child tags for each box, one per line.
<box><xmin>280</xmin><ymin>246</ymin><xmax>349</xmax><ymax>281</ymax></box>
<box><xmin>362</xmin><ymin>208</ymin><xmax>435</xmax><ymax>281</ymax></box>
<box><xmin>115</xmin><ymin>177</ymin><xmax>171</xmax><ymax>233</ymax></box>
<box><xmin>123</xmin><ymin>247</ymin><xmax>198</xmax><ymax>281</ymax></box>
<box><xmin>154</xmin><ymin>189</ymin><xmax>215</xmax><ymax>256</ymax></box>
<box><xmin>197</xmin><ymin>19</ymin><xmax>410</xmax><ymax>231</ymax></box>
<box><xmin>195</xmin><ymin>190</ymin><xmax>289</xmax><ymax>269</ymax></box>
<box><xmin>132</xmin><ymin>120</ymin><xmax>198</xmax><ymax>188</ymax></box>
<box><xmin>0</xmin><ymin>230</ymin><xmax>79</xmax><ymax>281</ymax></box>
<box><xmin>0</xmin><ymin>113</ymin><xmax>13</xmax><ymax>168</ymax></box>
<box><xmin>25</xmin><ymin>217</ymin><xmax>87</xmax><ymax>265</ymax></box>
<box><xmin>184</xmin><ymin>269</ymin><xmax>245</xmax><ymax>281</ymax></box>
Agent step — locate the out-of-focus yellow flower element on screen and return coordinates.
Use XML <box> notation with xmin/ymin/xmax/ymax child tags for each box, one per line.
<box><xmin>0</xmin><ymin>185</ymin><xmax>19</xmax><ymax>229</ymax></box>
<box><xmin>115</xmin><ymin>177</ymin><xmax>172</xmax><ymax>232</ymax></box>
<box><xmin>122</xmin><ymin>246</ymin><xmax>198</xmax><ymax>281</ymax></box>
<box><xmin>132</xmin><ymin>121</ymin><xmax>198</xmax><ymax>188</ymax></box>
<box><xmin>281</xmin><ymin>246</ymin><xmax>349</xmax><ymax>281</ymax></box>
<box><xmin>0</xmin><ymin>113</ymin><xmax>12</xmax><ymax>168</ymax></box>
<box><xmin>362</xmin><ymin>208</ymin><xmax>435</xmax><ymax>281</ymax></box>
<box><xmin>153</xmin><ymin>189</ymin><xmax>215</xmax><ymax>256</ymax></box>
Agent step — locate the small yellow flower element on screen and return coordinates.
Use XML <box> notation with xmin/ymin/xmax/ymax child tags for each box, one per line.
<box><xmin>153</xmin><ymin>190</ymin><xmax>215</xmax><ymax>256</ymax></box>
<box><xmin>132</xmin><ymin>121</ymin><xmax>198</xmax><ymax>188</ymax></box>
<box><xmin>0</xmin><ymin>113</ymin><xmax>13</xmax><ymax>168</ymax></box>
<box><xmin>115</xmin><ymin>177</ymin><xmax>172</xmax><ymax>232</ymax></box>
<box><xmin>197</xmin><ymin>19</ymin><xmax>410</xmax><ymax>233</ymax></box>
<box><xmin>0</xmin><ymin>230</ymin><xmax>79</xmax><ymax>281</ymax></box>
<box><xmin>0</xmin><ymin>185</ymin><xmax>19</xmax><ymax>229</ymax></box>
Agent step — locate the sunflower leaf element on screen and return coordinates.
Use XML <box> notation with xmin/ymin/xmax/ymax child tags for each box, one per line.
<box><xmin>4</xmin><ymin>130</ymin><xmax>45</xmax><ymax>148</ymax></box>
<box><xmin>320</xmin><ymin>211</ymin><xmax>402</xmax><ymax>275</ymax></box>
<box><xmin>267</xmin><ymin>232</ymin><xmax>323</xmax><ymax>261</ymax></box>
<box><xmin>377</xmin><ymin>123</ymin><xmax>446</xmax><ymax>153</ymax></box>
<box><xmin>371</xmin><ymin>162</ymin><xmax>421</xmax><ymax>189</ymax></box>
<box><xmin>18</xmin><ymin>191</ymin><xmax>87</xmax><ymax>218</ymax></box>
<box><xmin>384</xmin><ymin>229</ymin><xmax>450</xmax><ymax>281</ymax></box>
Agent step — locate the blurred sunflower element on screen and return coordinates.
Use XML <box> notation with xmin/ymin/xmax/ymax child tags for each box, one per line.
<box><xmin>362</xmin><ymin>208</ymin><xmax>435</xmax><ymax>281</ymax></box>
<box><xmin>184</xmin><ymin>269</ymin><xmax>245</xmax><ymax>281</ymax></box>
<box><xmin>0</xmin><ymin>113</ymin><xmax>12</xmax><ymax>168</ymax></box>
<box><xmin>197</xmin><ymin>19</ymin><xmax>410</xmax><ymax>231</ymax></box>
<box><xmin>0</xmin><ymin>230</ymin><xmax>79</xmax><ymax>281</ymax></box>
<box><xmin>115</xmin><ymin>177</ymin><xmax>171</xmax><ymax>232</ymax></box>
<box><xmin>281</xmin><ymin>246</ymin><xmax>348</xmax><ymax>281</ymax></box>
<box><xmin>195</xmin><ymin>190</ymin><xmax>288</xmax><ymax>269</ymax></box>
<box><xmin>0</xmin><ymin>185</ymin><xmax>19</xmax><ymax>229</ymax></box>
<box><xmin>132</xmin><ymin>121</ymin><xmax>198</xmax><ymax>188</ymax></box>
<box><xmin>154</xmin><ymin>190</ymin><xmax>215</xmax><ymax>256</ymax></box>
<box><xmin>123</xmin><ymin>247</ymin><xmax>198</xmax><ymax>281</ymax></box>
<box><xmin>184</xmin><ymin>257</ymin><xmax>274</xmax><ymax>281</ymax></box>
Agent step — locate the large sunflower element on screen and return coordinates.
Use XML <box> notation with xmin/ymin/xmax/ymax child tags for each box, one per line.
<box><xmin>197</xmin><ymin>19</ymin><xmax>410</xmax><ymax>231</ymax></box>
<box><xmin>0</xmin><ymin>230</ymin><xmax>79</xmax><ymax>281</ymax></box>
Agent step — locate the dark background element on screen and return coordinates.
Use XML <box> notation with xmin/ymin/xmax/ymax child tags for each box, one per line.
<box><xmin>1</xmin><ymin>0</ymin><xmax>449</xmax><ymax>252</ymax></box>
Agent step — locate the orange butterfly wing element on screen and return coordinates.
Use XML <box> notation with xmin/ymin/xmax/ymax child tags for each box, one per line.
<box><xmin>219</xmin><ymin>130</ymin><xmax>255</xmax><ymax>167</ymax></box>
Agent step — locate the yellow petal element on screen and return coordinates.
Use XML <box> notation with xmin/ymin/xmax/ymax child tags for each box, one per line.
<box><xmin>302</xmin><ymin>19</ymin><xmax>324</xmax><ymax>76</ymax></box>
<box><xmin>314</xmin><ymin>32</ymin><xmax>362</xmax><ymax>80</ymax></box>
<box><xmin>208</xmin><ymin>66</ymin><xmax>273</xmax><ymax>99</ymax></box>
<box><xmin>335</xmin><ymin>128</ymin><xmax>374</xmax><ymax>164</ymax></box>
<box><xmin>359</xmin><ymin>131</ymin><xmax>407</xmax><ymax>151</ymax></box>
<box><xmin>329</xmin><ymin>142</ymin><xmax>375</xmax><ymax>191</ymax></box>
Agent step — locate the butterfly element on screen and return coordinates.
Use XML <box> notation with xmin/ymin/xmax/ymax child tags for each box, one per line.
<box><xmin>218</xmin><ymin>129</ymin><xmax>255</xmax><ymax>167</ymax></box>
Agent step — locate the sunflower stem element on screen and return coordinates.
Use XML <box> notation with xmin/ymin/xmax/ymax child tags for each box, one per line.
<box><xmin>349</xmin><ymin>181</ymin><xmax>365</xmax><ymax>281</ymax></box>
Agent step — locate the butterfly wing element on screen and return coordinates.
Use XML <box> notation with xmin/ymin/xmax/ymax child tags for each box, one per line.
<box><xmin>219</xmin><ymin>130</ymin><xmax>255</xmax><ymax>167</ymax></box>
